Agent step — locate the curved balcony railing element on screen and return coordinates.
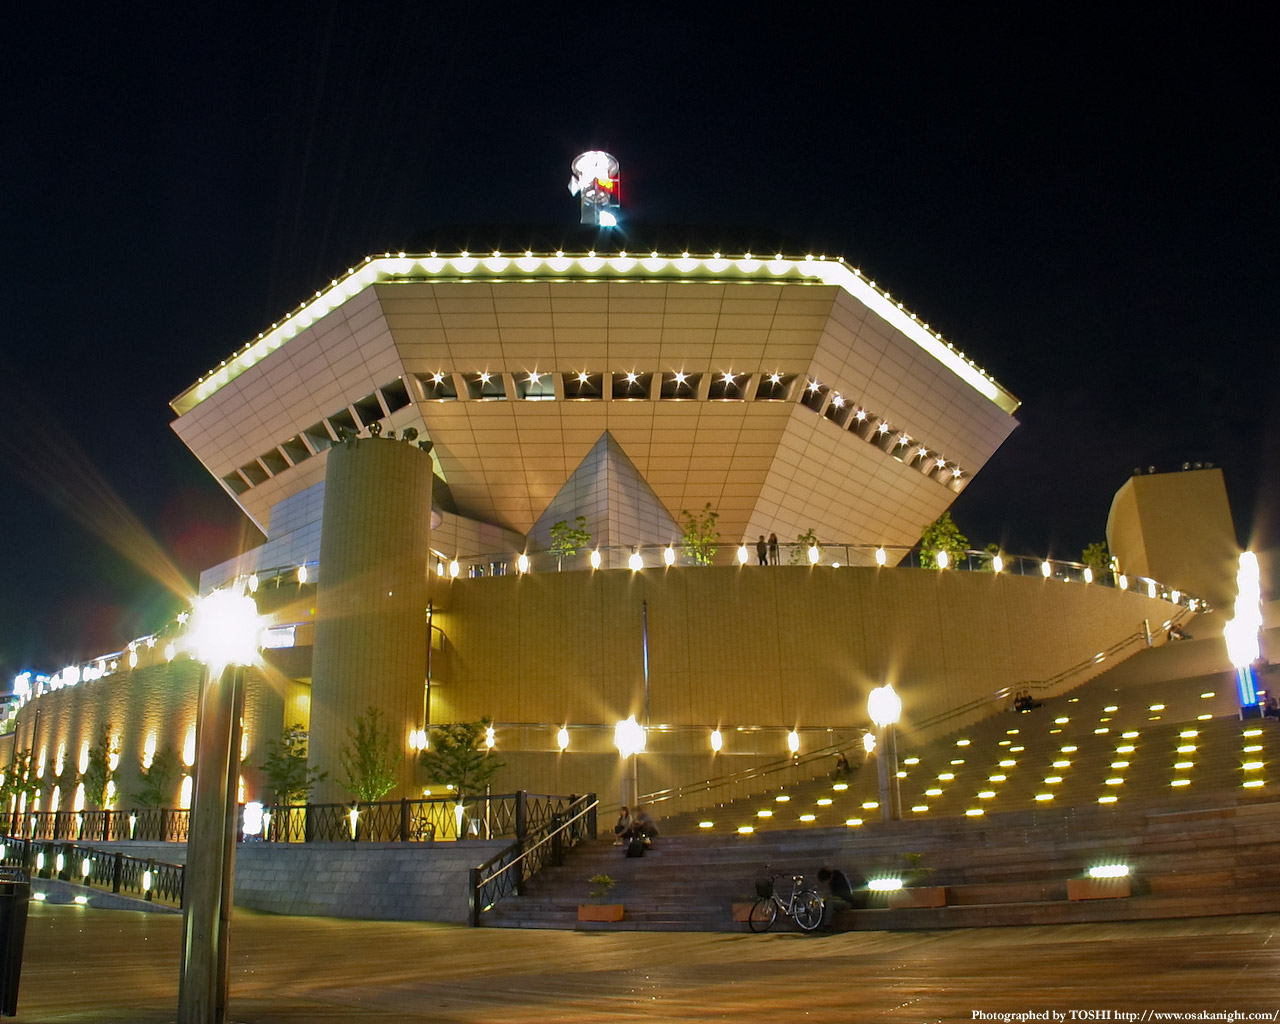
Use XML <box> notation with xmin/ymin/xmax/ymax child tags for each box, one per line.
<box><xmin>16</xmin><ymin>544</ymin><xmax>1204</xmax><ymax>707</ymax></box>
<box><xmin>235</xmin><ymin>545</ymin><xmax>1204</xmax><ymax>610</ymax></box>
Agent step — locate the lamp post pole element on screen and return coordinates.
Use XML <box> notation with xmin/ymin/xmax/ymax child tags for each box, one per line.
<box><xmin>868</xmin><ymin>683</ymin><xmax>902</xmax><ymax>822</ymax></box>
<box><xmin>177</xmin><ymin>590</ymin><xmax>260</xmax><ymax>1024</ymax></box>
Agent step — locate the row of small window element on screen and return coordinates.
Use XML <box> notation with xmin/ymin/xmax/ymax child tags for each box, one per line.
<box><xmin>800</xmin><ymin>381</ymin><xmax>965</xmax><ymax>490</ymax></box>
<box><xmin>221</xmin><ymin>378</ymin><xmax>413</xmax><ymax>495</ymax></box>
<box><xmin>414</xmin><ymin>371</ymin><xmax>798</xmax><ymax>402</ymax></box>
<box><xmin>415</xmin><ymin>369</ymin><xmax>962</xmax><ymax>490</ymax></box>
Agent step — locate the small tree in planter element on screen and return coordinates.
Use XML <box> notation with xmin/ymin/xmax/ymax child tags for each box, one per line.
<box><xmin>1081</xmin><ymin>541</ymin><xmax>1110</xmax><ymax>576</ymax></box>
<box><xmin>918</xmin><ymin>512</ymin><xmax>968</xmax><ymax>569</ymax></box>
<box><xmin>789</xmin><ymin>527</ymin><xmax>820</xmax><ymax>565</ymax></box>
<box><xmin>417</xmin><ymin>719</ymin><xmax>505</xmax><ymax>837</ymax></box>
<box><xmin>261</xmin><ymin>726</ymin><xmax>326</xmax><ymax>842</ymax></box>
<box><xmin>680</xmin><ymin>503</ymin><xmax>720</xmax><ymax>565</ymax></box>
<box><xmin>339</xmin><ymin>707</ymin><xmax>400</xmax><ymax>803</ymax></box>
<box><xmin>1</xmin><ymin>750</ymin><xmax>41</xmax><ymax>818</ymax></box>
<box><xmin>261</xmin><ymin>725</ymin><xmax>327</xmax><ymax>806</ymax></box>
<box><xmin>132</xmin><ymin>746</ymin><xmax>182</xmax><ymax>809</ymax></box>
<box><xmin>579</xmin><ymin>873</ymin><xmax>624</xmax><ymax>922</ymax></box>
<box><xmin>550</xmin><ymin>516</ymin><xmax>591</xmax><ymax>570</ymax></box>
<box><xmin>887</xmin><ymin>852</ymin><xmax>946</xmax><ymax>908</ymax></box>
<box><xmin>82</xmin><ymin>723</ymin><xmax>118</xmax><ymax>809</ymax></box>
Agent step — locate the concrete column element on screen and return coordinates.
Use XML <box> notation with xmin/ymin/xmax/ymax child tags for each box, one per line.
<box><xmin>310</xmin><ymin>437</ymin><xmax>433</xmax><ymax>802</ymax></box>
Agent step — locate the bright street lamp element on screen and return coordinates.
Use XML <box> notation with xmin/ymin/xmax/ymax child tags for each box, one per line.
<box><xmin>867</xmin><ymin>683</ymin><xmax>902</xmax><ymax>822</ymax></box>
<box><xmin>614</xmin><ymin>715</ymin><xmax>646</xmax><ymax>808</ymax></box>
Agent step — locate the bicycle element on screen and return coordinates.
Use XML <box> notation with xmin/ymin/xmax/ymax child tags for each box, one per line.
<box><xmin>748</xmin><ymin>869</ymin><xmax>824</xmax><ymax>932</ymax></box>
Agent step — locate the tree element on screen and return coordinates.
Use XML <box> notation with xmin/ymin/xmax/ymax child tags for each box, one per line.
<box><xmin>339</xmin><ymin>707</ymin><xmax>400</xmax><ymax>803</ymax></box>
<box><xmin>0</xmin><ymin>749</ymin><xmax>41</xmax><ymax>812</ymax></box>
<box><xmin>82</xmin><ymin>723</ymin><xmax>117</xmax><ymax>809</ymax></box>
<box><xmin>260</xmin><ymin>725</ymin><xmax>327</xmax><ymax>806</ymax></box>
<box><xmin>54</xmin><ymin>759</ymin><xmax>80</xmax><ymax>811</ymax></box>
<box><xmin>789</xmin><ymin>527</ymin><xmax>820</xmax><ymax>565</ymax></box>
<box><xmin>979</xmin><ymin>542</ymin><xmax>1002</xmax><ymax>572</ymax></box>
<box><xmin>918</xmin><ymin>512</ymin><xmax>968</xmax><ymax>569</ymax></box>
<box><xmin>417</xmin><ymin>718</ymin><xmax>505</xmax><ymax>802</ymax></box>
<box><xmin>549</xmin><ymin>516</ymin><xmax>592</xmax><ymax>569</ymax></box>
<box><xmin>1081</xmin><ymin>542</ymin><xmax>1111</xmax><ymax>575</ymax></box>
<box><xmin>680</xmin><ymin>503</ymin><xmax>720</xmax><ymax>565</ymax></box>
<box><xmin>133</xmin><ymin>746</ymin><xmax>183</xmax><ymax>809</ymax></box>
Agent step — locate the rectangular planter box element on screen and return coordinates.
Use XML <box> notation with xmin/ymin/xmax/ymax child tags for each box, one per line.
<box><xmin>578</xmin><ymin>904</ymin><xmax>625</xmax><ymax>922</ymax></box>
<box><xmin>888</xmin><ymin>886</ymin><xmax>947</xmax><ymax>909</ymax></box>
<box><xmin>1067</xmin><ymin>877</ymin><xmax>1131</xmax><ymax>901</ymax></box>
<box><xmin>731</xmin><ymin>902</ymin><xmax>755</xmax><ymax>922</ymax></box>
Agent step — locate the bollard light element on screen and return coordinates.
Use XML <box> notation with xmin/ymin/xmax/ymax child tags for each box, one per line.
<box><xmin>242</xmin><ymin>802</ymin><xmax>265</xmax><ymax>837</ymax></box>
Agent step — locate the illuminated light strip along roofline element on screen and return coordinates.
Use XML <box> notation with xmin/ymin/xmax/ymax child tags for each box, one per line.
<box><xmin>171</xmin><ymin>253</ymin><xmax>1020</xmax><ymax>416</ymax></box>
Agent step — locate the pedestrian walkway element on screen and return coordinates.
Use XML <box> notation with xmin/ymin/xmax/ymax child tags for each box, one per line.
<box><xmin>15</xmin><ymin>903</ymin><xmax>1280</xmax><ymax>1022</ymax></box>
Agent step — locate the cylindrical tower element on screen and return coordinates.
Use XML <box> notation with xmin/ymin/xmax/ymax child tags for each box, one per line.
<box><xmin>309</xmin><ymin>437</ymin><xmax>433</xmax><ymax>801</ymax></box>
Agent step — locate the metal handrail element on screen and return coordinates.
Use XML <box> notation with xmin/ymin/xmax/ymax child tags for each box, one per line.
<box><xmin>637</xmin><ymin>738</ymin><xmax>854</xmax><ymax>809</ymax></box>
<box><xmin>905</xmin><ymin>608</ymin><xmax>1197</xmax><ymax>738</ymax></box>
<box><xmin>469</xmin><ymin>793</ymin><xmax>598</xmax><ymax>926</ymax></box>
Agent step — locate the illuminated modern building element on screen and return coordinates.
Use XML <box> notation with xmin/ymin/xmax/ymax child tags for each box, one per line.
<box><xmin>4</xmin><ymin>235</ymin><xmax>1197</xmax><ymax>812</ymax></box>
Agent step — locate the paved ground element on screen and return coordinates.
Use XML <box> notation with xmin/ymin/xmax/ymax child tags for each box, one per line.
<box><xmin>14</xmin><ymin>904</ymin><xmax>1280</xmax><ymax>1023</ymax></box>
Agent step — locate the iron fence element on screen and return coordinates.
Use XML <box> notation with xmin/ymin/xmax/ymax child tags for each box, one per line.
<box><xmin>4</xmin><ymin>793</ymin><xmax>576</xmax><ymax>846</ymax></box>
<box><xmin>6</xmin><ymin>808</ymin><xmax>190</xmax><ymax>843</ymax></box>
<box><xmin>0</xmin><ymin>836</ymin><xmax>184</xmax><ymax>907</ymax></box>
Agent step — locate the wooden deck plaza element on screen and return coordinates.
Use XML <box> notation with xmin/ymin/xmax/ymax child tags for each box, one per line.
<box><xmin>15</xmin><ymin>903</ymin><xmax>1280</xmax><ymax>1022</ymax></box>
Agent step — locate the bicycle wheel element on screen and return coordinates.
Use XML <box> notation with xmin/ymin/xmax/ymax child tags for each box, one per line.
<box><xmin>794</xmin><ymin>890</ymin><xmax>824</xmax><ymax>931</ymax></box>
<box><xmin>748</xmin><ymin>898</ymin><xmax>778</xmax><ymax>932</ymax></box>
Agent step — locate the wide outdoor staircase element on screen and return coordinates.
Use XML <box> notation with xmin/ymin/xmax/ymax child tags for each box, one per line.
<box><xmin>481</xmin><ymin>634</ymin><xmax>1280</xmax><ymax>931</ymax></box>
<box><xmin>480</xmin><ymin>791</ymin><xmax>1280</xmax><ymax>932</ymax></box>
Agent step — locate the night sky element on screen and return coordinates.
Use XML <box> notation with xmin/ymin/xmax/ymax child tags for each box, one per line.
<box><xmin>2</xmin><ymin>6</ymin><xmax>1275</xmax><ymax>683</ymax></box>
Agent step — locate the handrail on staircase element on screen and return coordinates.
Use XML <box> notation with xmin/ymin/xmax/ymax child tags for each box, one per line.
<box><xmin>635</xmin><ymin>614</ymin><xmax>1195</xmax><ymax>816</ymax></box>
<box><xmin>468</xmin><ymin>793</ymin><xmax>598</xmax><ymax>926</ymax></box>
<box><xmin>636</xmin><ymin>738</ymin><xmax>856</xmax><ymax>810</ymax></box>
<box><xmin>908</xmin><ymin>614</ymin><xmax>1188</xmax><ymax>737</ymax></box>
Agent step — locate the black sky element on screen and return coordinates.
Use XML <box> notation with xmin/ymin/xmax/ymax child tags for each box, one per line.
<box><xmin>1</xmin><ymin>5</ymin><xmax>1276</xmax><ymax>683</ymax></box>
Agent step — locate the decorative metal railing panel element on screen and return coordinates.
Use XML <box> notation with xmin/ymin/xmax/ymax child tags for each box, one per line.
<box><xmin>0</xmin><ymin>836</ymin><xmax>184</xmax><ymax>907</ymax></box>
<box><xmin>5</xmin><ymin>792</ymin><xmax>587</xmax><ymax>850</ymax></box>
